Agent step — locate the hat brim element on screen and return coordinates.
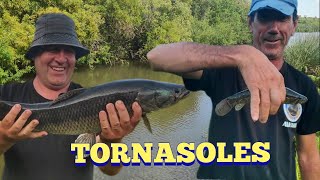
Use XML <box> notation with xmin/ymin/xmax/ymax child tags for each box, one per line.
<box><xmin>25</xmin><ymin>33</ymin><xmax>90</xmax><ymax>60</ymax></box>
<box><xmin>248</xmin><ymin>0</ymin><xmax>295</xmax><ymax>16</ymax></box>
<box><xmin>25</xmin><ymin>44</ymin><xmax>90</xmax><ymax>60</ymax></box>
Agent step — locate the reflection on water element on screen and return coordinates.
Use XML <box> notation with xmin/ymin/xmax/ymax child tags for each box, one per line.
<box><xmin>73</xmin><ymin>63</ymin><xmax>184</xmax><ymax>87</ymax></box>
<box><xmin>72</xmin><ymin>64</ymin><xmax>212</xmax><ymax>180</ymax></box>
<box><xmin>287</xmin><ymin>32</ymin><xmax>320</xmax><ymax>46</ymax></box>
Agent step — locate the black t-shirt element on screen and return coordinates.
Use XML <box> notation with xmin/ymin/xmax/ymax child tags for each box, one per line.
<box><xmin>0</xmin><ymin>80</ymin><xmax>94</xmax><ymax>180</ymax></box>
<box><xmin>183</xmin><ymin>62</ymin><xmax>320</xmax><ymax>180</ymax></box>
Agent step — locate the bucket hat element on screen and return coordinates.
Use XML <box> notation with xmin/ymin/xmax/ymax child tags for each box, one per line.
<box><xmin>248</xmin><ymin>0</ymin><xmax>297</xmax><ymax>16</ymax></box>
<box><xmin>25</xmin><ymin>13</ymin><xmax>89</xmax><ymax>60</ymax></box>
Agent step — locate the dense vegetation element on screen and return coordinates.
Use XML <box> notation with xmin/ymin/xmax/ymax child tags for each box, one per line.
<box><xmin>296</xmin><ymin>16</ymin><xmax>320</xmax><ymax>32</ymax></box>
<box><xmin>0</xmin><ymin>0</ymin><xmax>252</xmax><ymax>83</ymax></box>
<box><xmin>285</xmin><ymin>33</ymin><xmax>320</xmax><ymax>92</ymax></box>
<box><xmin>1</xmin><ymin>0</ymin><xmax>319</xmax><ymax>85</ymax></box>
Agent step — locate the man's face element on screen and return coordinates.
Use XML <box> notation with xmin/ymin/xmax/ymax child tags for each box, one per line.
<box><xmin>249</xmin><ymin>9</ymin><xmax>298</xmax><ymax>60</ymax></box>
<box><xmin>34</xmin><ymin>45</ymin><xmax>76</xmax><ymax>90</ymax></box>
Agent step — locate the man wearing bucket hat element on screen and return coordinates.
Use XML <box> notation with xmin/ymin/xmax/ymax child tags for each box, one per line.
<box><xmin>148</xmin><ymin>0</ymin><xmax>319</xmax><ymax>179</ymax></box>
<box><xmin>0</xmin><ymin>13</ymin><xmax>142</xmax><ymax>179</ymax></box>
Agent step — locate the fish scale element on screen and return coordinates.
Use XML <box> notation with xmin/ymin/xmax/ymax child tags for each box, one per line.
<box><xmin>22</xmin><ymin>92</ymin><xmax>138</xmax><ymax>134</ymax></box>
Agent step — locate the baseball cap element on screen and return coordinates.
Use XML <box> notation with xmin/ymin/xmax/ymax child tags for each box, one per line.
<box><xmin>248</xmin><ymin>0</ymin><xmax>297</xmax><ymax>16</ymax></box>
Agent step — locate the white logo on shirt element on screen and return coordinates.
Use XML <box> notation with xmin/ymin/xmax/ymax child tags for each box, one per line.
<box><xmin>282</xmin><ymin>103</ymin><xmax>302</xmax><ymax>128</ymax></box>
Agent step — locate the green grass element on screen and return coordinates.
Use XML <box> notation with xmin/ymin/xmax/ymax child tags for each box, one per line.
<box><xmin>285</xmin><ymin>33</ymin><xmax>320</xmax><ymax>77</ymax></box>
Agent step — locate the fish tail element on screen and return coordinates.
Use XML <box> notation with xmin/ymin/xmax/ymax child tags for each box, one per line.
<box><xmin>215</xmin><ymin>99</ymin><xmax>234</xmax><ymax>116</ymax></box>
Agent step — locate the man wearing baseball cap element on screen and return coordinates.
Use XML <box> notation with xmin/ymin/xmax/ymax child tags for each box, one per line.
<box><xmin>248</xmin><ymin>0</ymin><xmax>297</xmax><ymax>16</ymax></box>
<box><xmin>148</xmin><ymin>0</ymin><xmax>319</xmax><ymax>179</ymax></box>
<box><xmin>0</xmin><ymin>13</ymin><xmax>142</xmax><ymax>180</ymax></box>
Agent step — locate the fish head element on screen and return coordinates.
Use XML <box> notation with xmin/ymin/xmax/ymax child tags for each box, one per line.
<box><xmin>285</xmin><ymin>88</ymin><xmax>308</xmax><ymax>104</ymax></box>
<box><xmin>137</xmin><ymin>83</ymin><xmax>190</xmax><ymax>112</ymax></box>
<box><xmin>286</xmin><ymin>95</ymin><xmax>308</xmax><ymax>104</ymax></box>
<box><xmin>155</xmin><ymin>86</ymin><xmax>190</xmax><ymax>108</ymax></box>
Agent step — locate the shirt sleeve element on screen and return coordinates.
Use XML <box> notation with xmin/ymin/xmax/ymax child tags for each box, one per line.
<box><xmin>183</xmin><ymin>69</ymin><xmax>217</xmax><ymax>93</ymax></box>
<box><xmin>296</xmin><ymin>81</ymin><xmax>320</xmax><ymax>135</ymax></box>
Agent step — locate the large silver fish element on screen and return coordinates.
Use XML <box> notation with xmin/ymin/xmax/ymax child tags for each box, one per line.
<box><xmin>0</xmin><ymin>79</ymin><xmax>190</xmax><ymax>136</ymax></box>
<box><xmin>215</xmin><ymin>88</ymin><xmax>308</xmax><ymax>116</ymax></box>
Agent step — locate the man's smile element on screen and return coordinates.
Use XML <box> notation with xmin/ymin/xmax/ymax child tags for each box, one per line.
<box><xmin>50</xmin><ymin>66</ymin><xmax>66</xmax><ymax>72</ymax></box>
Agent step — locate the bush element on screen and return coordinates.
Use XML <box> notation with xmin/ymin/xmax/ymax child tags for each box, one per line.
<box><xmin>191</xmin><ymin>0</ymin><xmax>251</xmax><ymax>45</ymax></box>
<box><xmin>285</xmin><ymin>33</ymin><xmax>320</xmax><ymax>92</ymax></box>
<box><xmin>296</xmin><ymin>17</ymin><xmax>320</xmax><ymax>32</ymax></box>
<box><xmin>285</xmin><ymin>33</ymin><xmax>320</xmax><ymax>77</ymax></box>
<box><xmin>0</xmin><ymin>10</ymin><xmax>34</xmax><ymax>84</ymax></box>
<box><xmin>0</xmin><ymin>0</ymin><xmax>284</xmax><ymax>83</ymax></box>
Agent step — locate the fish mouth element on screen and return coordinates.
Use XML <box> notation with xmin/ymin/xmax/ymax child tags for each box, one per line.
<box><xmin>285</xmin><ymin>88</ymin><xmax>308</xmax><ymax>104</ymax></box>
<box><xmin>176</xmin><ymin>88</ymin><xmax>190</xmax><ymax>100</ymax></box>
<box><xmin>300</xmin><ymin>96</ymin><xmax>308</xmax><ymax>104</ymax></box>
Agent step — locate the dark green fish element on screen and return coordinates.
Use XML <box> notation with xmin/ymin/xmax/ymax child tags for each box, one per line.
<box><xmin>0</xmin><ymin>79</ymin><xmax>190</xmax><ymax>136</ymax></box>
<box><xmin>215</xmin><ymin>88</ymin><xmax>308</xmax><ymax>116</ymax></box>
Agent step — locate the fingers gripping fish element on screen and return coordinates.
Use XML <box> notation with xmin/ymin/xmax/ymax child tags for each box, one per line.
<box><xmin>215</xmin><ymin>88</ymin><xmax>308</xmax><ymax>116</ymax></box>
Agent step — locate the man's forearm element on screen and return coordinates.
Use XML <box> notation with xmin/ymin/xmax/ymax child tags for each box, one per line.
<box><xmin>98</xmin><ymin>146</ymin><xmax>123</xmax><ymax>176</ymax></box>
<box><xmin>299</xmin><ymin>156</ymin><xmax>320</xmax><ymax>180</ymax></box>
<box><xmin>298</xmin><ymin>134</ymin><xmax>320</xmax><ymax>180</ymax></box>
<box><xmin>0</xmin><ymin>136</ymin><xmax>15</xmax><ymax>155</ymax></box>
<box><xmin>148</xmin><ymin>41</ymin><xmax>286</xmax><ymax>122</ymax></box>
<box><xmin>147</xmin><ymin>42</ymin><xmax>254</xmax><ymax>73</ymax></box>
<box><xmin>96</xmin><ymin>135</ymin><xmax>123</xmax><ymax>176</ymax></box>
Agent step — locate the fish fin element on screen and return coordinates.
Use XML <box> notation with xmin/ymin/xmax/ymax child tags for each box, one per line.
<box><xmin>75</xmin><ymin>133</ymin><xmax>96</xmax><ymax>158</ymax></box>
<box><xmin>235</xmin><ymin>103</ymin><xmax>246</xmax><ymax>111</ymax></box>
<box><xmin>142</xmin><ymin>113</ymin><xmax>152</xmax><ymax>133</ymax></box>
<box><xmin>51</xmin><ymin>88</ymin><xmax>86</xmax><ymax>106</ymax></box>
<box><xmin>75</xmin><ymin>133</ymin><xmax>96</xmax><ymax>145</ymax></box>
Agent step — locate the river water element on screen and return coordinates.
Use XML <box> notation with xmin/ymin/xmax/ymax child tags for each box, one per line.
<box><xmin>72</xmin><ymin>64</ymin><xmax>212</xmax><ymax>180</ymax></box>
<box><xmin>287</xmin><ymin>32</ymin><xmax>320</xmax><ymax>46</ymax></box>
